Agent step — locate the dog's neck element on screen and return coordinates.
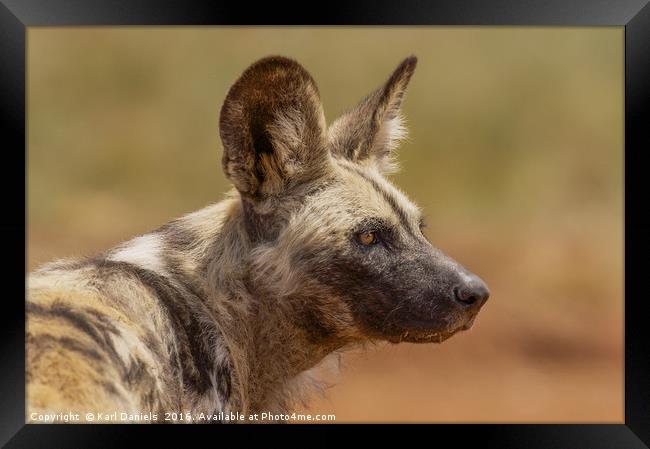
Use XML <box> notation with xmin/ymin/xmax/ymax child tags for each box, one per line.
<box><xmin>164</xmin><ymin>195</ymin><xmax>345</xmax><ymax>413</ymax></box>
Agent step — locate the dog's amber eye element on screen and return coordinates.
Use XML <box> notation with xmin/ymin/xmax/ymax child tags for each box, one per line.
<box><xmin>357</xmin><ymin>231</ymin><xmax>378</xmax><ymax>246</ymax></box>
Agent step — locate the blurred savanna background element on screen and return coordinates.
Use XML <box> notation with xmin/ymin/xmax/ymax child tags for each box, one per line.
<box><xmin>27</xmin><ymin>27</ymin><xmax>623</xmax><ymax>422</ymax></box>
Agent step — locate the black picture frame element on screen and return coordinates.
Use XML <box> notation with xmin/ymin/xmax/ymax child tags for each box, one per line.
<box><xmin>2</xmin><ymin>0</ymin><xmax>649</xmax><ymax>446</ymax></box>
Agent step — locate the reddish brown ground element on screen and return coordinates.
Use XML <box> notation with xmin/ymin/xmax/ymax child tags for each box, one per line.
<box><xmin>28</xmin><ymin>221</ymin><xmax>623</xmax><ymax>423</ymax></box>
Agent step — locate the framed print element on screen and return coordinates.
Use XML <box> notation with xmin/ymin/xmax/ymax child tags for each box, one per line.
<box><xmin>1</xmin><ymin>0</ymin><xmax>649</xmax><ymax>446</ymax></box>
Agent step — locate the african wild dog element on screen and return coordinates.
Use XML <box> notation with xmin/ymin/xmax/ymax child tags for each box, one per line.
<box><xmin>27</xmin><ymin>55</ymin><xmax>489</xmax><ymax>423</ymax></box>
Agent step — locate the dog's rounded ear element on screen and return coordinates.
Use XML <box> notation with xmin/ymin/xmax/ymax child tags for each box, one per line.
<box><xmin>219</xmin><ymin>56</ymin><xmax>328</xmax><ymax>201</ymax></box>
<box><xmin>328</xmin><ymin>56</ymin><xmax>417</xmax><ymax>174</ymax></box>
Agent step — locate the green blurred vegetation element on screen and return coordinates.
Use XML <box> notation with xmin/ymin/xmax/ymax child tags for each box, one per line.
<box><xmin>28</xmin><ymin>27</ymin><xmax>622</xmax><ymax>230</ymax></box>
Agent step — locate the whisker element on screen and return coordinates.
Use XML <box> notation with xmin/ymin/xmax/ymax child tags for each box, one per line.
<box><xmin>382</xmin><ymin>297</ymin><xmax>409</xmax><ymax>331</ymax></box>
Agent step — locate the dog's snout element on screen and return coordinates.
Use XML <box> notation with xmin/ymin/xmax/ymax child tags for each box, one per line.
<box><xmin>453</xmin><ymin>275</ymin><xmax>490</xmax><ymax>308</ymax></box>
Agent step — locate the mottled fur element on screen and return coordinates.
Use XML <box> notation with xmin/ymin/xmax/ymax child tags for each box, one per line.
<box><xmin>27</xmin><ymin>56</ymin><xmax>489</xmax><ymax>423</ymax></box>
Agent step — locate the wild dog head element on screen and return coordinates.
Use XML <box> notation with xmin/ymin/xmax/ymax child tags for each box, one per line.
<box><xmin>219</xmin><ymin>56</ymin><xmax>489</xmax><ymax>345</ymax></box>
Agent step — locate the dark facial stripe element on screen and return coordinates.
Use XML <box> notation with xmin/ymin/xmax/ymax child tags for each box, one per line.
<box><xmin>338</xmin><ymin>161</ymin><xmax>417</xmax><ymax>239</ymax></box>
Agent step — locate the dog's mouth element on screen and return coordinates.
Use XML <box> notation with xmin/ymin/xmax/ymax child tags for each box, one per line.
<box><xmin>386</xmin><ymin>328</ymin><xmax>460</xmax><ymax>344</ymax></box>
<box><xmin>385</xmin><ymin>315</ymin><xmax>477</xmax><ymax>344</ymax></box>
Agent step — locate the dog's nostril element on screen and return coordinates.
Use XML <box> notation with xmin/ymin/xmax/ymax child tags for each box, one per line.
<box><xmin>453</xmin><ymin>286</ymin><xmax>477</xmax><ymax>305</ymax></box>
<box><xmin>453</xmin><ymin>280</ymin><xmax>490</xmax><ymax>307</ymax></box>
